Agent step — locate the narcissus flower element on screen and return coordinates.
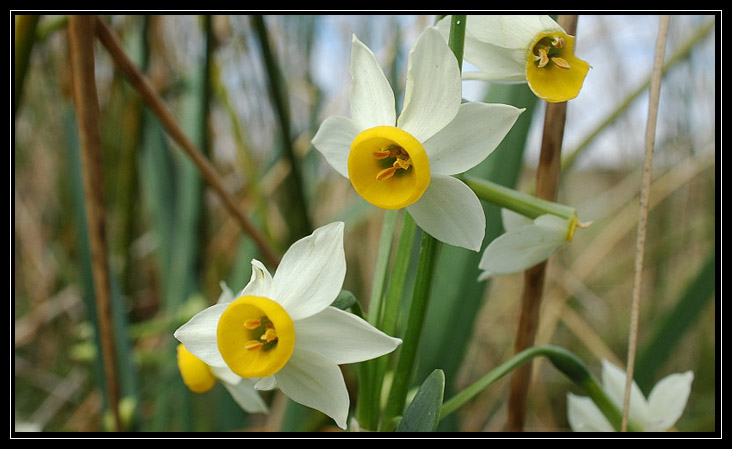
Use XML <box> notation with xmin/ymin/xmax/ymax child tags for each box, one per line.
<box><xmin>312</xmin><ymin>27</ymin><xmax>523</xmax><ymax>251</ymax></box>
<box><xmin>174</xmin><ymin>222</ymin><xmax>402</xmax><ymax>429</ymax></box>
<box><xmin>478</xmin><ymin>209</ymin><xmax>577</xmax><ymax>279</ymax></box>
<box><xmin>437</xmin><ymin>15</ymin><xmax>590</xmax><ymax>103</ymax></box>
<box><xmin>567</xmin><ymin>360</ymin><xmax>694</xmax><ymax>432</ymax></box>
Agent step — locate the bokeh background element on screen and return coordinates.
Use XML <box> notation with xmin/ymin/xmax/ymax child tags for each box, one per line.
<box><xmin>13</xmin><ymin>14</ymin><xmax>717</xmax><ymax>432</ymax></box>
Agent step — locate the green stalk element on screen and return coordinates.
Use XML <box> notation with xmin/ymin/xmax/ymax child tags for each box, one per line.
<box><xmin>440</xmin><ymin>345</ymin><xmax>640</xmax><ymax>432</ymax></box>
<box><xmin>380</xmin><ymin>15</ymin><xmax>466</xmax><ymax>429</ymax></box>
<box><xmin>462</xmin><ymin>175</ymin><xmax>577</xmax><ymax>221</ymax></box>
<box><xmin>382</xmin><ymin>228</ymin><xmax>440</xmax><ymax>429</ymax></box>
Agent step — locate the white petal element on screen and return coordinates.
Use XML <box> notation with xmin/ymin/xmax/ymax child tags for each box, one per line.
<box><xmin>645</xmin><ymin>371</ymin><xmax>694</xmax><ymax>431</ymax></box>
<box><xmin>406</xmin><ymin>175</ymin><xmax>485</xmax><ymax>251</ymax></box>
<box><xmin>501</xmin><ymin>208</ymin><xmax>532</xmax><ymax>231</ymax></box>
<box><xmin>275</xmin><ymin>348</ymin><xmax>350</xmax><ymax>430</ymax></box>
<box><xmin>350</xmin><ymin>34</ymin><xmax>396</xmax><ymax>129</ymax></box>
<box><xmin>397</xmin><ymin>27</ymin><xmax>461</xmax><ymax>143</ymax></box>
<box><xmin>239</xmin><ymin>259</ymin><xmax>274</xmax><ymax>298</ymax></box>
<box><xmin>461</xmin><ymin>40</ymin><xmax>527</xmax><ymax>83</ymax></box>
<box><xmin>466</xmin><ymin>15</ymin><xmax>563</xmax><ymax>49</ymax></box>
<box><xmin>173</xmin><ymin>304</ymin><xmax>228</xmax><ymax>368</ymax></box>
<box><xmin>478</xmin><ymin>214</ymin><xmax>567</xmax><ymax>275</ymax></box>
<box><xmin>219</xmin><ymin>377</ymin><xmax>269</xmax><ymax>414</ymax></box>
<box><xmin>254</xmin><ymin>376</ymin><xmax>278</xmax><ymax>391</ymax></box>
<box><xmin>423</xmin><ymin>102</ymin><xmax>523</xmax><ymax>175</ymax></box>
<box><xmin>566</xmin><ymin>393</ymin><xmax>615</xmax><ymax>432</ymax></box>
<box><xmin>601</xmin><ymin>360</ymin><xmax>650</xmax><ymax>427</ymax></box>
<box><xmin>311</xmin><ymin>115</ymin><xmax>361</xmax><ymax>179</ymax></box>
<box><xmin>216</xmin><ymin>281</ymin><xmax>236</xmax><ymax>304</ymax></box>
<box><xmin>294</xmin><ymin>306</ymin><xmax>401</xmax><ymax>364</ymax></box>
<box><xmin>271</xmin><ymin>222</ymin><xmax>346</xmax><ymax>321</ymax></box>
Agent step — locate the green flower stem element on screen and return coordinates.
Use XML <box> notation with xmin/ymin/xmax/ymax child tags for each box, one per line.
<box><xmin>357</xmin><ymin>209</ymin><xmax>398</xmax><ymax>430</ymax></box>
<box><xmin>382</xmin><ymin>228</ymin><xmax>440</xmax><ymax>428</ymax></box>
<box><xmin>439</xmin><ymin>345</ymin><xmax>640</xmax><ymax>432</ymax></box>
<box><xmin>381</xmin><ymin>15</ymin><xmax>465</xmax><ymax>430</ymax></box>
<box><xmin>447</xmin><ymin>15</ymin><xmax>466</xmax><ymax>71</ymax></box>
<box><xmin>462</xmin><ymin>175</ymin><xmax>577</xmax><ymax>222</ymax></box>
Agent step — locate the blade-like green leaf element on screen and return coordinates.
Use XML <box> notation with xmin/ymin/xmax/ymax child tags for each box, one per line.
<box><xmin>397</xmin><ymin>369</ymin><xmax>446</xmax><ymax>432</ymax></box>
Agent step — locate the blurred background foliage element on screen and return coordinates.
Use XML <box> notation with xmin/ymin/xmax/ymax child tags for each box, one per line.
<box><xmin>13</xmin><ymin>14</ymin><xmax>716</xmax><ymax>433</ymax></box>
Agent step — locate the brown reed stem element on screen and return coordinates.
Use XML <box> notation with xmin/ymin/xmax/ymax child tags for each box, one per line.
<box><xmin>93</xmin><ymin>15</ymin><xmax>281</xmax><ymax>268</ymax></box>
<box><xmin>621</xmin><ymin>14</ymin><xmax>670</xmax><ymax>432</ymax></box>
<box><xmin>506</xmin><ymin>14</ymin><xmax>577</xmax><ymax>433</ymax></box>
<box><xmin>67</xmin><ymin>15</ymin><xmax>121</xmax><ymax>432</ymax></box>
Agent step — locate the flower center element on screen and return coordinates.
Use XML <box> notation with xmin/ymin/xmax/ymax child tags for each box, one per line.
<box><xmin>532</xmin><ymin>35</ymin><xmax>570</xmax><ymax>70</ymax></box>
<box><xmin>348</xmin><ymin>126</ymin><xmax>430</xmax><ymax>210</ymax></box>
<box><xmin>176</xmin><ymin>343</ymin><xmax>216</xmax><ymax>393</ymax></box>
<box><xmin>217</xmin><ymin>295</ymin><xmax>295</xmax><ymax>378</ymax></box>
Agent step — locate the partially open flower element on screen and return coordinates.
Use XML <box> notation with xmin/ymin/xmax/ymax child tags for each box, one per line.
<box><xmin>437</xmin><ymin>15</ymin><xmax>590</xmax><ymax>103</ymax></box>
<box><xmin>567</xmin><ymin>360</ymin><xmax>694</xmax><ymax>432</ymax></box>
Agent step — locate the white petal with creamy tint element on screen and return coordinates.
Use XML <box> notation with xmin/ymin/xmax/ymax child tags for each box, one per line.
<box><xmin>275</xmin><ymin>348</ymin><xmax>350</xmax><ymax>429</ymax></box>
<box><xmin>271</xmin><ymin>222</ymin><xmax>346</xmax><ymax>321</ymax></box>
<box><xmin>646</xmin><ymin>371</ymin><xmax>694</xmax><ymax>431</ymax></box>
<box><xmin>311</xmin><ymin>115</ymin><xmax>361</xmax><ymax>178</ymax></box>
<box><xmin>350</xmin><ymin>35</ymin><xmax>396</xmax><ymax>129</ymax></box>
<box><xmin>239</xmin><ymin>259</ymin><xmax>273</xmax><ymax>299</ymax></box>
<box><xmin>407</xmin><ymin>175</ymin><xmax>485</xmax><ymax>251</ymax></box>
<box><xmin>465</xmin><ymin>15</ymin><xmax>562</xmax><ymax>49</ymax></box>
<box><xmin>600</xmin><ymin>360</ymin><xmax>650</xmax><ymax>426</ymax></box>
<box><xmin>479</xmin><ymin>212</ymin><xmax>568</xmax><ymax>277</ymax></box>
<box><xmin>294</xmin><ymin>306</ymin><xmax>402</xmax><ymax>364</ymax></box>
<box><xmin>211</xmin><ymin>365</ymin><xmax>269</xmax><ymax>414</ymax></box>
<box><xmin>423</xmin><ymin>102</ymin><xmax>523</xmax><ymax>176</ymax></box>
<box><xmin>566</xmin><ymin>392</ymin><xmax>615</xmax><ymax>432</ymax></box>
<box><xmin>173</xmin><ymin>304</ymin><xmax>229</xmax><ymax>368</ymax></box>
<box><xmin>397</xmin><ymin>27</ymin><xmax>461</xmax><ymax>143</ymax></box>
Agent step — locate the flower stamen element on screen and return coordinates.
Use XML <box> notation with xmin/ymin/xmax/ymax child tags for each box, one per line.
<box><xmin>551</xmin><ymin>56</ymin><xmax>571</xmax><ymax>70</ymax></box>
<box><xmin>535</xmin><ymin>47</ymin><xmax>549</xmax><ymax>68</ymax></box>
<box><xmin>372</xmin><ymin>145</ymin><xmax>413</xmax><ymax>181</ymax></box>
<box><xmin>245</xmin><ymin>340</ymin><xmax>264</xmax><ymax>351</ymax></box>
<box><xmin>244</xmin><ymin>318</ymin><xmax>261</xmax><ymax>330</ymax></box>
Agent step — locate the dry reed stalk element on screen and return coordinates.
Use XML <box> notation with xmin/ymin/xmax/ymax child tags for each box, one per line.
<box><xmin>506</xmin><ymin>14</ymin><xmax>578</xmax><ymax>433</ymax></box>
<box><xmin>93</xmin><ymin>15</ymin><xmax>281</xmax><ymax>268</ymax></box>
<box><xmin>67</xmin><ymin>15</ymin><xmax>121</xmax><ymax>432</ymax></box>
<box><xmin>622</xmin><ymin>14</ymin><xmax>670</xmax><ymax>432</ymax></box>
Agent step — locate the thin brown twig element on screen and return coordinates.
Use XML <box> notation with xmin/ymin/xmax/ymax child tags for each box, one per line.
<box><xmin>93</xmin><ymin>15</ymin><xmax>281</xmax><ymax>269</ymax></box>
<box><xmin>67</xmin><ymin>15</ymin><xmax>121</xmax><ymax>432</ymax></box>
<box><xmin>506</xmin><ymin>14</ymin><xmax>577</xmax><ymax>433</ymax></box>
<box><xmin>622</xmin><ymin>14</ymin><xmax>670</xmax><ymax>432</ymax></box>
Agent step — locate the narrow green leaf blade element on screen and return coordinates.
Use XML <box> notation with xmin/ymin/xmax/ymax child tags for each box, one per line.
<box><xmin>397</xmin><ymin>369</ymin><xmax>446</xmax><ymax>432</ymax></box>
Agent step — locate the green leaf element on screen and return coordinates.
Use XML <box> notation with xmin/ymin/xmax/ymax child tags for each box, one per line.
<box><xmin>397</xmin><ymin>369</ymin><xmax>445</xmax><ymax>432</ymax></box>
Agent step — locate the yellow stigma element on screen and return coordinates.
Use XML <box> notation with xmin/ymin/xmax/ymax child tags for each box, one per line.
<box><xmin>348</xmin><ymin>126</ymin><xmax>430</xmax><ymax>210</ymax></box>
<box><xmin>525</xmin><ymin>31</ymin><xmax>590</xmax><ymax>103</ymax></box>
<box><xmin>217</xmin><ymin>295</ymin><xmax>295</xmax><ymax>378</ymax></box>
<box><xmin>176</xmin><ymin>344</ymin><xmax>216</xmax><ymax>393</ymax></box>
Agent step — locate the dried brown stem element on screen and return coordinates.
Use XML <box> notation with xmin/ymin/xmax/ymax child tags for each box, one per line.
<box><xmin>67</xmin><ymin>15</ymin><xmax>121</xmax><ymax>432</ymax></box>
<box><xmin>506</xmin><ymin>14</ymin><xmax>577</xmax><ymax>433</ymax></box>
<box><xmin>93</xmin><ymin>15</ymin><xmax>281</xmax><ymax>268</ymax></box>
<box><xmin>621</xmin><ymin>14</ymin><xmax>670</xmax><ymax>432</ymax></box>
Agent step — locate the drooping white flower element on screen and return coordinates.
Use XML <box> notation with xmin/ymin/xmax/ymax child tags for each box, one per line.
<box><xmin>567</xmin><ymin>359</ymin><xmax>694</xmax><ymax>432</ymax></box>
<box><xmin>311</xmin><ymin>27</ymin><xmax>523</xmax><ymax>251</ymax></box>
<box><xmin>174</xmin><ymin>222</ymin><xmax>402</xmax><ymax>429</ymax></box>
<box><xmin>478</xmin><ymin>208</ymin><xmax>575</xmax><ymax>279</ymax></box>
<box><xmin>436</xmin><ymin>15</ymin><xmax>590</xmax><ymax>103</ymax></box>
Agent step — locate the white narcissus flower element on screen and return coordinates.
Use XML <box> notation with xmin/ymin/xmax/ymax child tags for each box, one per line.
<box><xmin>436</xmin><ymin>15</ymin><xmax>590</xmax><ymax>103</ymax></box>
<box><xmin>311</xmin><ymin>27</ymin><xmax>523</xmax><ymax>251</ymax></box>
<box><xmin>478</xmin><ymin>209</ymin><xmax>576</xmax><ymax>279</ymax></box>
<box><xmin>174</xmin><ymin>222</ymin><xmax>402</xmax><ymax>429</ymax></box>
<box><xmin>567</xmin><ymin>360</ymin><xmax>694</xmax><ymax>432</ymax></box>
